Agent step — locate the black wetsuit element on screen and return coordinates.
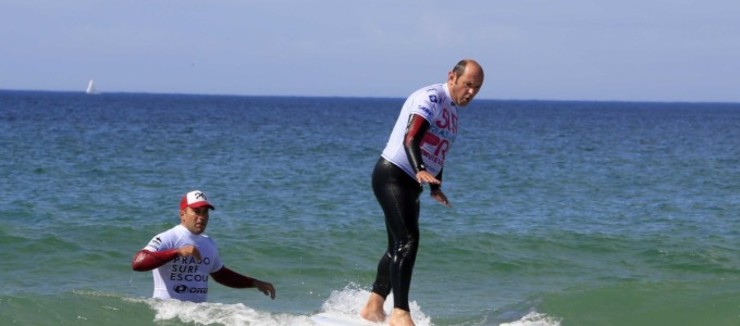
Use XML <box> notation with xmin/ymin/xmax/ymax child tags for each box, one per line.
<box><xmin>369</xmin><ymin>157</ymin><xmax>423</xmax><ymax>311</ymax></box>
<box><xmin>369</xmin><ymin>114</ymin><xmax>440</xmax><ymax>312</ymax></box>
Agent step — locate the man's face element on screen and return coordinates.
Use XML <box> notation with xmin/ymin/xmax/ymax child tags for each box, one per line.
<box><xmin>448</xmin><ymin>65</ymin><xmax>484</xmax><ymax>107</ymax></box>
<box><xmin>180</xmin><ymin>206</ymin><xmax>210</xmax><ymax>234</ymax></box>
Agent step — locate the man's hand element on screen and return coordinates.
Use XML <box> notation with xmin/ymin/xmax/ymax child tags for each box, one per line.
<box><xmin>415</xmin><ymin>170</ymin><xmax>440</xmax><ymax>186</ymax></box>
<box><xmin>176</xmin><ymin>245</ymin><xmax>202</xmax><ymax>261</ymax></box>
<box><xmin>431</xmin><ymin>188</ymin><xmax>451</xmax><ymax>207</ymax></box>
<box><xmin>255</xmin><ymin>280</ymin><xmax>276</xmax><ymax>300</ymax></box>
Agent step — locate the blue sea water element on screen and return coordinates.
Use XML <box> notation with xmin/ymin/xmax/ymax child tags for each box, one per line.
<box><xmin>0</xmin><ymin>90</ymin><xmax>738</xmax><ymax>325</ymax></box>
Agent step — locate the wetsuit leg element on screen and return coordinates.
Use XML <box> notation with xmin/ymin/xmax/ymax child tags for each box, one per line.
<box><xmin>369</xmin><ymin>157</ymin><xmax>422</xmax><ymax>312</ymax></box>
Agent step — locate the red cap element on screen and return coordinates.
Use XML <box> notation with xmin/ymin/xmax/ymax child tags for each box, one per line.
<box><xmin>179</xmin><ymin>190</ymin><xmax>215</xmax><ymax>211</ymax></box>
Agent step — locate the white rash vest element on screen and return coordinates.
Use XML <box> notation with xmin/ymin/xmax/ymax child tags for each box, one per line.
<box><xmin>381</xmin><ymin>83</ymin><xmax>459</xmax><ymax>178</ymax></box>
<box><xmin>143</xmin><ymin>224</ymin><xmax>224</xmax><ymax>302</ymax></box>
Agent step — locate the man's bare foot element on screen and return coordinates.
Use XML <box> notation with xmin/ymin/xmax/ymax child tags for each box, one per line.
<box><xmin>360</xmin><ymin>292</ymin><xmax>386</xmax><ymax>322</ymax></box>
<box><xmin>389</xmin><ymin>308</ymin><xmax>415</xmax><ymax>326</ymax></box>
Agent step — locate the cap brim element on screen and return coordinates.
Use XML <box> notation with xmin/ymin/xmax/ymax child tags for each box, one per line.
<box><xmin>189</xmin><ymin>202</ymin><xmax>215</xmax><ymax>210</ymax></box>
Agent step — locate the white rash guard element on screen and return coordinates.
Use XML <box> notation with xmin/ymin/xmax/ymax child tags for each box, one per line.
<box><xmin>381</xmin><ymin>83</ymin><xmax>459</xmax><ymax>178</ymax></box>
<box><xmin>142</xmin><ymin>224</ymin><xmax>224</xmax><ymax>302</ymax></box>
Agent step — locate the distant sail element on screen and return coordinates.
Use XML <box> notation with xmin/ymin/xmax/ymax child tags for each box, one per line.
<box><xmin>86</xmin><ymin>79</ymin><xmax>97</xmax><ymax>94</ymax></box>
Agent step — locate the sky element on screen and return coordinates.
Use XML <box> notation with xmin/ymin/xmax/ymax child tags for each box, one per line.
<box><xmin>1</xmin><ymin>0</ymin><xmax>739</xmax><ymax>102</ymax></box>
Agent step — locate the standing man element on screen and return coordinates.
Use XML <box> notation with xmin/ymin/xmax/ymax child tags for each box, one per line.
<box><xmin>360</xmin><ymin>60</ymin><xmax>484</xmax><ymax>326</ymax></box>
<box><xmin>132</xmin><ymin>190</ymin><xmax>276</xmax><ymax>303</ymax></box>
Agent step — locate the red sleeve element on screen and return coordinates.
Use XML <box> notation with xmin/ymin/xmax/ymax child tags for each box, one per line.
<box><xmin>403</xmin><ymin>114</ymin><xmax>430</xmax><ymax>174</ymax></box>
<box><xmin>211</xmin><ymin>266</ymin><xmax>256</xmax><ymax>288</ymax></box>
<box><xmin>131</xmin><ymin>249</ymin><xmax>178</xmax><ymax>271</ymax></box>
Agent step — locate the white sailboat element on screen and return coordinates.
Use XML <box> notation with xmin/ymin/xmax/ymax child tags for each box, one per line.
<box><xmin>86</xmin><ymin>79</ymin><xmax>98</xmax><ymax>94</ymax></box>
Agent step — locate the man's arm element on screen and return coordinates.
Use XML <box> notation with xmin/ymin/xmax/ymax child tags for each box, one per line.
<box><xmin>131</xmin><ymin>249</ymin><xmax>178</xmax><ymax>271</ymax></box>
<box><xmin>131</xmin><ymin>245</ymin><xmax>201</xmax><ymax>271</ymax></box>
<box><xmin>404</xmin><ymin>113</ymin><xmax>430</xmax><ymax>175</ymax></box>
<box><xmin>211</xmin><ymin>266</ymin><xmax>276</xmax><ymax>299</ymax></box>
<box><xmin>404</xmin><ymin>114</ymin><xmax>442</xmax><ymax>186</ymax></box>
<box><xmin>430</xmin><ymin>168</ymin><xmax>450</xmax><ymax>207</ymax></box>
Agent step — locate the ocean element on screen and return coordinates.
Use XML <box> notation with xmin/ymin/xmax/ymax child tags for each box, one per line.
<box><xmin>1</xmin><ymin>90</ymin><xmax>738</xmax><ymax>326</ymax></box>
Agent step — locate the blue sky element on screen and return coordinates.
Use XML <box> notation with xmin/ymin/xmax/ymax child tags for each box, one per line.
<box><xmin>2</xmin><ymin>0</ymin><xmax>739</xmax><ymax>102</ymax></box>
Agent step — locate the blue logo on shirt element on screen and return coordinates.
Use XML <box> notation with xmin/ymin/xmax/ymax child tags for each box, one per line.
<box><xmin>420</xmin><ymin>106</ymin><xmax>433</xmax><ymax>116</ymax></box>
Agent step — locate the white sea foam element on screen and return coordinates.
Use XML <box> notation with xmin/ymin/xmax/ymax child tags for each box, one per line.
<box><xmin>140</xmin><ymin>284</ymin><xmax>433</xmax><ymax>326</ymax></box>
<box><xmin>147</xmin><ymin>298</ymin><xmax>312</xmax><ymax>325</ymax></box>
<box><xmin>319</xmin><ymin>283</ymin><xmax>432</xmax><ymax>326</ymax></box>
<box><xmin>499</xmin><ymin>311</ymin><xmax>562</xmax><ymax>326</ymax></box>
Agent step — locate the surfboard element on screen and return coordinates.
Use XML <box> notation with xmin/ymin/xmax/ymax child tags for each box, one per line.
<box><xmin>311</xmin><ymin>312</ymin><xmax>383</xmax><ymax>326</ymax></box>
